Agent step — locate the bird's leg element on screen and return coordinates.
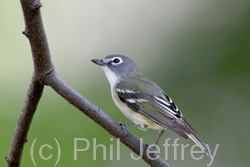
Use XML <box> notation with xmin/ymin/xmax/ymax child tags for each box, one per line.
<box><xmin>155</xmin><ymin>130</ymin><xmax>165</xmax><ymax>145</ymax></box>
<box><xmin>119</xmin><ymin>122</ymin><xmax>148</xmax><ymax>130</ymax></box>
<box><xmin>149</xmin><ymin>130</ymin><xmax>165</xmax><ymax>151</ymax></box>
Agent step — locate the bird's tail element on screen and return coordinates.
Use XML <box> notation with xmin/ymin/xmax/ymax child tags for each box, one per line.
<box><xmin>186</xmin><ymin>132</ymin><xmax>214</xmax><ymax>157</ymax></box>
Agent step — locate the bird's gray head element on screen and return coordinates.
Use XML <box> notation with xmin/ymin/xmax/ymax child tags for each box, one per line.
<box><xmin>91</xmin><ymin>54</ymin><xmax>140</xmax><ymax>88</ymax></box>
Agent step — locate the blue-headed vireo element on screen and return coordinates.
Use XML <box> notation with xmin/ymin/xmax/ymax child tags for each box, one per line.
<box><xmin>91</xmin><ymin>54</ymin><xmax>212</xmax><ymax>156</ymax></box>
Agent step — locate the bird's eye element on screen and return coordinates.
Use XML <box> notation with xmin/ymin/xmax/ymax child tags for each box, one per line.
<box><xmin>113</xmin><ymin>58</ymin><xmax>120</xmax><ymax>64</ymax></box>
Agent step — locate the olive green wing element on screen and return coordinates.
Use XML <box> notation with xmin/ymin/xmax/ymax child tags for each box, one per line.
<box><xmin>115</xmin><ymin>78</ymin><xmax>196</xmax><ymax>138</ymax></box>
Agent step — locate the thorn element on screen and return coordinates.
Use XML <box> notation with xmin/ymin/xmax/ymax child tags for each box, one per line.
<box><xmin>22</xmin><ymin>30</ymin><xmax>29</xmax><ymax>38</ymax></box>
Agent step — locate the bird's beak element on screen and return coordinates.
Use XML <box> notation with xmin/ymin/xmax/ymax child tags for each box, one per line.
<box><xmin>91</xmin><ymin>59</ymin><xmax>106</xmax><ymax>66</ymax></box>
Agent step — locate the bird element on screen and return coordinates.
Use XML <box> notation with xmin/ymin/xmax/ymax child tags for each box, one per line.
<box><xmin>91</xmin><ymin>54</ymin><xmax>212</xmax><ymax>156</ymax></box>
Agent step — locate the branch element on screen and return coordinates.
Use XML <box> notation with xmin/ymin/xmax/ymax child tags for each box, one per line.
<box><xmin>6</xmin><ymin>0</ymin><xmax>171</xmax><ymax>166</ymax></box>
<box><xmin>6</xmin><ymin>74</ymin><xmax>44</xmax><ymax>166</ymax></box>
<box><xmin>44</xmin><ymin>71</ymin><xmax>170</xmax><ymax>167</ymax></box>
<box><xmin>6</xmin><ymin>0</ymin><xmax>50</xmax><ymax>166</ymax></box>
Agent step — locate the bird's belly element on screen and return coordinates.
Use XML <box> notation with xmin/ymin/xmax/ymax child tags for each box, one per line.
<box><xmin>113</xmin><ymin>97</ymin><xmax>165</xmax><ymax>131</ymax></box>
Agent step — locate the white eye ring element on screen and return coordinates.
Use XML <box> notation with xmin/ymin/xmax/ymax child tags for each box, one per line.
<box><xmin>111</xmin><ymin>57</ymin><xmax>123</xmax><ymax>65</ymax></box>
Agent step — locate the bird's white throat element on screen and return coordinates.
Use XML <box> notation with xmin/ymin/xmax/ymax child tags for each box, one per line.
<box><xmin>101</xmin><ymin>66</ymin><xmax>120</xmax><ymax>89</ymax></box>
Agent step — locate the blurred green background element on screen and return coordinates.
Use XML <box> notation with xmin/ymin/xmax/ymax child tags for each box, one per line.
<box><xmin>1</xmin><ymin>0</ymin><xmax>250</xmax><ymax>166</ymax></box>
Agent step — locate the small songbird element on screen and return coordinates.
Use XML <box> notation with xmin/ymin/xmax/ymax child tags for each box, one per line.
<box><xmin>91</xmin><ymin>54</ymin><xmax>212</xmax><ymax>156</ymax></box>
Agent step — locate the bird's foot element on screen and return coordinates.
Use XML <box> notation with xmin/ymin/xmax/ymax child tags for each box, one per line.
<box><xmin>118</xmin><ymin>122</ymin><xmax>148</xmax><ymax>130</ymax></box>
